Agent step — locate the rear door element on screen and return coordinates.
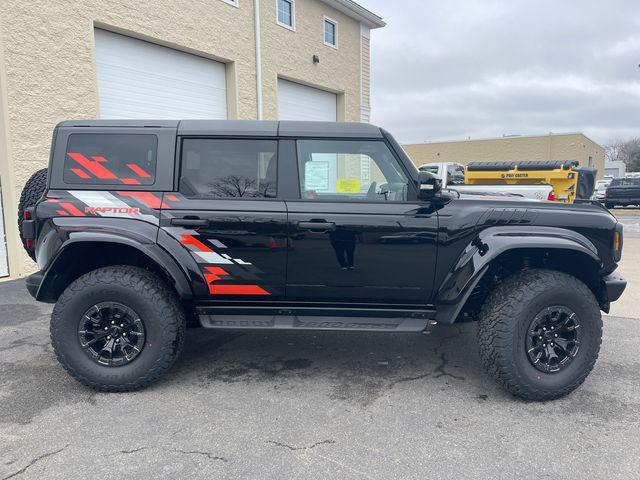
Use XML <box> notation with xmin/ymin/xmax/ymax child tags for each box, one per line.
<box><xmin>160</xmin><ymin>137</ymin><xmax>288</xmax><ymax>301</ymax></box>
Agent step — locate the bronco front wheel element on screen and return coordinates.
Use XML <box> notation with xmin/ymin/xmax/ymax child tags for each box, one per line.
<box><xmin>477</xmin><ymin>269</ymin><xmax>602</xmax><ymax>401</ymax></box>
<box><xmin>50</xmin><ymin>266</ymin><xmax>186</xmax><ymax>391</ymax></box>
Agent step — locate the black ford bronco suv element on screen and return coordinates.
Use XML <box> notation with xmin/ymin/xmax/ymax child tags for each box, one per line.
<box><xmin>19</xmin><ymin>120</ymin><xmax>626</xmax><ymax>400</ymax></box>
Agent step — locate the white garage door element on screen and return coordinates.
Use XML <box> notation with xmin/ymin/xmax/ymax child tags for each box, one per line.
<box><xmin>94</xmin><ymin>29</ymin><xmax>228</xmax><ymax>119</ymax></box>
<box><xmin>277</xmin><ymin>79</ymin><xmax>337</xmax><ymax>121</ymax></box>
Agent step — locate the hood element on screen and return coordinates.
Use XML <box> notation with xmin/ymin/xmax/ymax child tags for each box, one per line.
<box><xmin>453</xmin><ymin>190</ymin><xmax>543</xmax><ymax>202</ymax></box>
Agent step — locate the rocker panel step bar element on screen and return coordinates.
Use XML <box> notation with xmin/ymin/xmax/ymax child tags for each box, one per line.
<box><xmin>199</xmin><ymin>314</ymin><xmax>433</xmax><ymax>332</ymax></box>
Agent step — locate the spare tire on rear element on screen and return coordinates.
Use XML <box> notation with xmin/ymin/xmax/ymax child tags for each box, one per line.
<box><xmin>18</xmin><ymin>168</ymin><xmax>48</xmax><ymax>261</ymax></box>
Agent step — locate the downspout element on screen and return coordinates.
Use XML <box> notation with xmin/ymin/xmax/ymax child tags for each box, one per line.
<box><xmin>253</xmin><ymin>0</ymin><xmax>263</xmax><ymax>120</ymax></box>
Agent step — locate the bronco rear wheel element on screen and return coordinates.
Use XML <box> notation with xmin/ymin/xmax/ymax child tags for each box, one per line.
<box><xmin>50</xmin><ymin>266</ymin><xmax>186</xmax><ymax>391</ymax></box>
<box><xmin>477</xmin><ymin>269</ymin><xmax>602</xmax><ymax>401</ymax></box>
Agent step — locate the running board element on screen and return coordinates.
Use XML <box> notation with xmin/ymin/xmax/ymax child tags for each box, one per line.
<box><xmin>197</xmin><ymin>306</ymin><xmax>436</xmax><ymax>332</ymax></box>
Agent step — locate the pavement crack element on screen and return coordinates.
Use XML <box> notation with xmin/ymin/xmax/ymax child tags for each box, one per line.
<box><xmin>116</xmin><ymin>447</ymin><xmax>227</xmax><ymax>462</ymax></box>
<box><xmin>2</xmin><ymin>444</ymin><xmax>68</xmax><ymax>480</ymax></box>
<box><xmin>168</xmin><ymin>449</ymin><xmax>228</xmax><ymax>462</ymax></box>
<box><xmin>387</xmin><ymin>372</ymin><xmax>431</xmax><ymax>388</ymax></box>
<box><xmin>268</xmin><ymin>439</ymin><xmax>336</xmax><ymax>451</ymax></box>
<box><xmin>120</xmin><ymin>447</ymin><xmax>148</xmax><ymax>454</ymax></box>
<box><xmin>433</xmin><ymin>352</ymin><xmax>465</xmax><ymax>381</ymax></box>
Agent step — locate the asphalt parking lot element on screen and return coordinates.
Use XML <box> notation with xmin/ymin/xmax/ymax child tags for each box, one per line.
<box><xmin>1</xmin><ymin>272</ymin><xmax>639</xmax><ymax>479</ymax></box>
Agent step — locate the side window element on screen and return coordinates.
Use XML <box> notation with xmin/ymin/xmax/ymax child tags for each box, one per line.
<box><xmin>64</xmin><ymin>134</ymin><xmax>157</xmax><ymax>185</ymax></box>
<box><xmin>296</xmin><ymin>140</ymin><xmax>410</xmax><ymax>202</ymax></box>
<box><xmin>179</xmin><ymin>139</ymin><xmax>278</xmax><ymax>199</ymax></box>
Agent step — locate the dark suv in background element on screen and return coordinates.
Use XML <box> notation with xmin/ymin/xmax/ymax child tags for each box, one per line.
<box><xmin>18</xmin><ymin>120</ymin><xmax>626</xmax><ymax>400</ymax></box>
<box><xmin>605</xmin><ymin>177</ymin><xmax>640</xmax><ymax>209</ymax></box>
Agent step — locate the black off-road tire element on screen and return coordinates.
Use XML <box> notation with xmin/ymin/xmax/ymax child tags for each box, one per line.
<box><xmin>17</xmin><ymin>168</ymin><xmax>48</xmax><ymax>260</ymax></box>
<box><xmin>50</xmin><ymin>266</ymin><xmax>186</xmax><ymax>392</ymax></box>
<box><xmin>477</xmin><ymin>269</ymin><xmax>602</xmax><ymax>401</ymax></box>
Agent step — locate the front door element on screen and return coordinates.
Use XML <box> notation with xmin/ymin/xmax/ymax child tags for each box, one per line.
<box><xmin>286</xmin><ymin>139</ymin><xmax>438</xmax><ymax>305</ymax></box>
<box><xmin>161</xmin><ymin>138</ymin><xmax>287</xmax><ymax>301</ymax></box>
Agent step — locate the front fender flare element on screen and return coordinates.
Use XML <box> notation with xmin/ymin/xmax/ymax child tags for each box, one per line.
<box><xmin>434</xmin><ymin>226</ymin><xmax>602</xmax><ymax>324</ymax></box>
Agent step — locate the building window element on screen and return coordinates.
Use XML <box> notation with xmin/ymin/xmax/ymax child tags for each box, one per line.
<box><xmin>324</xmin><ymin>17</ymin><xmax>338</xmax><ymax>48</ymax></box>
<box><xmin>277</xmin><ymin>0</ymin><xmax>294</xmax><ymax>29</ymax></box>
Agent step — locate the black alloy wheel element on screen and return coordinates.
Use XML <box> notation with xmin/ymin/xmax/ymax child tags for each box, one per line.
<box><xmin>526</xmin><ymin>306</ymin><xmax>581</xmax><ymax>373</ymax></box>
<box><xmin>78</xmin><ymin>302</ymin><xmax>146</xmax><ymax>367</ymax></box>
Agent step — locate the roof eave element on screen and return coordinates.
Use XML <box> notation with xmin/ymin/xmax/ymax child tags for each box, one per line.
<box><xmin>320</xmin><ymin>0</ymin><xmax>386</xmax><ymax>28</ymax></box>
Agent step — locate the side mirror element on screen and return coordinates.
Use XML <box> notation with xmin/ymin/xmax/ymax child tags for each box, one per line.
<box><xmin>417</xmin><ymin>171</ymin><xmax>442</xmax><ymax>199</ymax></box>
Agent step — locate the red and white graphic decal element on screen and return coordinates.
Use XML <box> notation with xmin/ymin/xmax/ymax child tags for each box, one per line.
<box><xmin>43</xmin><ymin>191</ymin><xmax>161</xmax><ymax>225</ymax></box>
<box><xmin>178</xmin><ymin>233</ymin><xmax>236</xmax><ymax>265</ymax></box>
<box><xmin>126</xmin><ymin>164</ymin><xmax>151</xmax><ymax>178</ymax></box>
<box><xmin>116</xmin><ymin>191</ymin><xmax>169</xmax><ymax>209</ymax></box>
<box><xmin>67</xmin><ymin>153</ymin><xmax>152</xmax><ymax>185</ymax></box>
<box><xmin>164</xmin><ymin>227</ymin><xmax>270</xmax><ymax>296</ymax></box>
<box><xmin>203</xmin><ymin>267</ymin><xmax>269</xmax><ymax>296</ymax></box>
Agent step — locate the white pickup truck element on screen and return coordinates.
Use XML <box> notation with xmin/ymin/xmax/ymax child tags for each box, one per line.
<box><xmin>418</xmin><ymin>162</ymin><xmax>554</xmax><ymax>201</ymax></box>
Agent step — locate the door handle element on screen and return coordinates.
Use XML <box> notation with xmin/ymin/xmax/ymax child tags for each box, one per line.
<box><xmin>298</xmin><ymin>221</ymin><xmax>336</xmax><ymax>232</ymax></box>
<box><xmin>170</xmin><ymin>216</ymin><xmax>209</xmax><ymax>227</ymax></box>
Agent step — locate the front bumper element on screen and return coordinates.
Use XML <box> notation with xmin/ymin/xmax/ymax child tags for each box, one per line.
<box><xmin>603</xmin><ymin>272</ymin><xmax>627</xmax><ymax>303</ymax></box>
<box><xmin>25</xmin><ymin>270</ymin><xmax>44</xmax><ymax>299</ymax></box>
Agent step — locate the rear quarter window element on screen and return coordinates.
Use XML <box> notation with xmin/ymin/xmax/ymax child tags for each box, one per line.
<box><xmin>64</xmin><ymin>134</ymin><xmax>158</xmax><ymax>185</ymax></box>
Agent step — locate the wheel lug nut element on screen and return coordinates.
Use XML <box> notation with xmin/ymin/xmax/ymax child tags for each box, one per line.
<box><xmin>554</xmin><ymin>334</ymin><xmax>558</xmax><ymax>337</ymax></box>
<box><xmin>104</xmin><ymin>327</ymin><xmax>108</xmax><ymax>331</ymax></box>
<box><xmin>111</xmin><ymin>321</ymin><xmax>115</xmax><ymax>325</ymax></box>
<box><xmin>120</xmin><ymin>324</ymin><xmax>124</xmax><ymax>327</ymax></box>
<box><xmin>543</xmin><ymin>344</ymin><xmax>547</xmax><ymax>347</ymax></box>
<box><xmin>551</xmin><ymin>343</ymin><xmax>555</xmax><ymax>346</ymax></box>
<box><xmin>539</xmin><ymin>336</ymin><xmax>543</xmax><ymax>339</ymax></box>
<box><xmin>107</xmin><ymin>335</ymin><xmax>111</xmax><ymax>339</ymax></box>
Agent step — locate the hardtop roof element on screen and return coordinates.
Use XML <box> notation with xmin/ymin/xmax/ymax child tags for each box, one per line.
<box><xmin>57</xmin><ymin>120</ymin><xmax>384</xmax><ymax>138</ymax></box>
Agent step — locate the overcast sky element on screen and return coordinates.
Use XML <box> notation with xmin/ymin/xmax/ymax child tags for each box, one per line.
<box><xmin>361</xmin><ymin>0</ymin><xmax>640</xmax><ymax>145</ymax></box>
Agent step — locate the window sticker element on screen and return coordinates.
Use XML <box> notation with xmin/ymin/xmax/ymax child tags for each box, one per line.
<box><xmin>305</xmin><ymin>161</ymin><xmax>329</xmax><ymax>191</ymax></box>
<box><xmin>336</xmin><ymin>178</ymin><xmax>361</xmax><ymax>193</ymax></box>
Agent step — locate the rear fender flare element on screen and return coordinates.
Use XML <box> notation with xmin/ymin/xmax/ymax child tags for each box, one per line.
<box><xmin>36</xmin><ymin>229</ymin><xmax>193</xmax><ymax>302</ymax></box>
<box><xmin>434</xmin><ymin>226</ymin><xmax>602</xmax><ymax>324</ymax></box>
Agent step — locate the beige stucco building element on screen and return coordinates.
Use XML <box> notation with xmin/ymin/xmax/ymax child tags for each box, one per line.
<box><xmin>0</xmin><ymin>0</ymin><xmax>384</xmax><ymax>278</ymax></box>
<box><xmin>403</xmin><ymin>133</ymin><xmax>605</xmax><ymax>178</ymax></box>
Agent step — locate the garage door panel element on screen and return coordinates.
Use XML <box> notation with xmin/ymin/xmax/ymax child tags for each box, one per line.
<box><xmin>95</xmin><ymin>29</ymin><xmax>227</xmax><ymax>119</ymax></box>
<box><xmin>278</xmin><ymin>79</ymin><xmax>337</xmax><ymax>121</ymax></box>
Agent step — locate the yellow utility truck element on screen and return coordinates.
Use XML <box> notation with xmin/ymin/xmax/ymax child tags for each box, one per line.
<box><xmin>418</xmin><ymin>161</ymin><xmax>597</xmax><ymax>203</ymax></box>
<box><xmin>464</xmin><ymin>161</ymin><xmax>596</xmax><ymax>203</ymax></box>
